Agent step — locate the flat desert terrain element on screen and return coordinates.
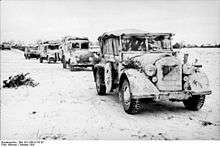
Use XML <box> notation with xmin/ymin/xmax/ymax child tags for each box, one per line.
<box><xmin>1</xmin><ymin>48</ymin><xmax>220</xmax><ymax>140</ymax></box>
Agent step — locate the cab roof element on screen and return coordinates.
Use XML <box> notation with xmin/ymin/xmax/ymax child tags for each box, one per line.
<box><xmin>62</xmin><ymin>36</ymin><xmax>89</xmax><ymax>41</ymax></box>
<box><xmin>98</xmin><ymin>29</ymin><xmax>174</xmax><ymax>40</ymax></box>
<box><xmin>43</xmin><ymin>40</ymin><xmax>60</xmax><ymax>45</ymax></box>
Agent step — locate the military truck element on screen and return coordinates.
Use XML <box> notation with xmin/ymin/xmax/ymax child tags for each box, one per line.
<box><xmin>92</xmin><ymin>29</ymin><xmax>211</xmax><ymax>114</ymax></box>
<box><xmin>39</xmin><ymin>41</ymin><xmax>61</xmax><ymax>63</ymax></box>
<box><xmin>61</xmin><ymin>36</ymin><xmax>98</xmax><ymax>70</ymax></box>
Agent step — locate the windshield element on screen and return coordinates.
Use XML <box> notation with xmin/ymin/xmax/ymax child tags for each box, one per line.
<box><xmin>122</xmin><ymin>37</ymin><xmax>146</xmax><ymax>51</ymax></box>
<box><xmin>48</xmin><ymin>45</ymin><xmax>59</xmax><ymax>50</ymax></box>
<box><xmin>121</xmin><ymin>35</ymin><xmax>172</xmax><ymax>52</ymax></box>
<box><xmin>81</xmin><ymin>42</ymin><xmax>89</xmax><ymax>49</ymax></box>
<box><xmin>72</xmin><ymin>43</ymin><xmax>79</xmax><ymax>49</ymax></box>
<box><xmin>30</xmin><ymin>47</ymin><xmax>38</xmax><ymax>50</ymax></box>
<box><xmin>148</xmin><ymin>35</ymin><xmax>172</xmax><ymax>51</ymax></box>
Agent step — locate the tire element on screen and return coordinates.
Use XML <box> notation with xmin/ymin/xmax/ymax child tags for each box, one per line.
<box><xmin>183</xmin><ymin>95</ymin><xmax>205</xmax><ymax>111</ymax></box>
<box><xmin>70</xmin><ymin>66</ymin><xmax>74</xmax><ymax>71</ymax></box>
<box><xmin>95</xmin><ymin>69</ymin><xmax>106</xmax><ymax>95</ymax></box>
<box><xmin>119</xmin><ymin>78</ymin><xmax>143</xmax><ymax>114</ymax></box>
<box><xmin>63</xmin><ymin>58</ymin><xmax>67</xmax><ymax>69</ymax></box>
<box><xmin>104</xmin><ymin>63</ymin><xmax>113</xmax><ymax>93</ymax></box>
<box><xmin>40</xmin><ymin>57</ymin><xmax>43</xmax><ymax>63</ymax></box>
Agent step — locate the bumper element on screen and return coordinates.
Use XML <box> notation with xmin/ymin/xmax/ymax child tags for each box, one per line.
<box><xmin>69</xmin><ymin>63</ymin><xmax>94</xmax><ymax>67</ymax></box>
<box><xmin>132</xmin><ymin>90</ymin><xmax>212</xmax><ymax>100</ymax></box>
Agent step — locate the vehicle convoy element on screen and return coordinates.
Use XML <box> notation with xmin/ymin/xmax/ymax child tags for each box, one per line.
<box><xmin>92</xmin><ymin>29</ymin><xmax>212</xmax><ymax>114</ymax></box>
<box><xmin>24</xmin><ymin>45</ymin><xmax>40</xmax><ymax>59</ymax></box>
<box><xmin>39</xmin><ymin>41</ymin><xmax>61</xmax><ymax>63</ymax></box>
<box><xmin>0</xmin><ymin>42</ymin><xmax>11</xmax><ymax>50</ymax></box>
<box><xmin>61</xmin><ymin>36</ymin><xmax>98</xmax><ymax>70</ymax></box>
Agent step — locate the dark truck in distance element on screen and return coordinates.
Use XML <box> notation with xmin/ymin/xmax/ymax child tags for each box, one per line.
<box><xmin>92</xmin><ymin>29</ymin><xmax>211</xmax><ymax>114</ymax></box>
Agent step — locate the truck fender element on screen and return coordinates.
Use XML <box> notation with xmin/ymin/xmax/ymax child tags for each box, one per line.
<box><xmin>187</xmin><ymin>70</ymin><xmax>211</xmax><ymax>94</ymax></box>
<box><xmin>119</xmin><ymin>69</ymin><xmax>159</xmax><ymax>99</ymax></box>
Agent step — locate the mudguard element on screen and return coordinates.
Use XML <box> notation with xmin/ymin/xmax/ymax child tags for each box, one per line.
<box><xmin>122</xmin><ymin>69</ymin><xmax>159</xmax><ymax>99</ymax></box>
<box><xmin>188</xmin><ymin>70</ymin><xmax>211</xmax><ymax>95</ymax></box>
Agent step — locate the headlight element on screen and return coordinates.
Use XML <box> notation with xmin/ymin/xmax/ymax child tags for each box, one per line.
<box><xmin>89</xmin><ymin>57</ymin><xmax>93</xmax><ymax>62</ymax></box>
<box><xmin>183</xmin><ymin>76</ymin><xmax>189</xmax><ymax>81</ymax></box>
<box><xmin>144</xmin><ymin>64</ymin><xmax>156</xmax><ymax>76</ymax></box>
<box><xmin>75</xmin><ymin>56</ymin><xmax>80</xmax><ymax>62</ymax></box>
<box><xmin>70</xmin><ymin>56</ymin><xmax>77</xmax><ymax>63</ymax></box>
<box><xmin>183</xmin><ymin>64</ymin><xmax>193</xmax><ymax>75</ymax></box>
<box><xmin>152</xmin><ymin>76</ymin><xmax>157</xmax><ymax>83</ymax></box>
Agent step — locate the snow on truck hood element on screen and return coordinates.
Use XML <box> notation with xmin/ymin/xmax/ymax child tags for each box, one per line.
<box><xmin>72</xmin><ymin>50</ymin><xmax>93</xmax><ymax>57</ymax></box>
<box><xmin>126</xmin><ymin>52</ymin><xmax>181</xmax><ymax>68</ymax></box>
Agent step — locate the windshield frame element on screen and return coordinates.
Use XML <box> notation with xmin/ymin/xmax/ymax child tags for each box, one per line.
<box><xmin>121</xmin><ymin>35</ymin><xmax>173</xmax><ymax>53</ymax></box>
<box><xmin>47</xmin><ymin>44</ymin><xmax>60</xmax><ymax>50</ymax></box>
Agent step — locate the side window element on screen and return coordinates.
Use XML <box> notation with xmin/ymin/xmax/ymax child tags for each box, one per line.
<box><xmin>81</xmin><ymin>42</ymin><xmax>89</xmax><ymax>49</ymax></box>
<box><xmin>103</xmin><ymin>39</ymin><xmax>113</xmax><ymax>55</ymax></box>
<box><xmin>112</xmin><ymin>38</ymin><xmax>119</xmax><ymax>56</ymax></box>
<box><xmin>102</xmin><ymin>40</ymin><xmax>107</xmax><ymax>54</ymax></box>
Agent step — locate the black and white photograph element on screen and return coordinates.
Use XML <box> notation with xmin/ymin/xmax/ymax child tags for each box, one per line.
<box><xmin>1</xmin><ymin>0</ymin><xmax>220</xmax><ymax>143</ymax></box>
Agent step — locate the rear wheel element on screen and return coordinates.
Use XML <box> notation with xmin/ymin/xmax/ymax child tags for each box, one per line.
<box><xmin>183</xmin><ymin>95</ymin><xmax>205</xmax><ymax>111</ymax></box>
<box><xmin>119</xmin><ymin>78</ymin><xmax>143</xmax><ymax>114</ymax></box>
<box><xmin>95</xmin><ymin>69</ymin><xmax>106</xmax><ymax>95</ymax></box>
<box><xmin>63</xmin><ymin>58</ymin><xmax>67</xmax><ymax>68</ymax></box>
<box><xmin>40</xmin><ymin>57</ymin><xmax>43</xmax><ymax>63</ymax></box>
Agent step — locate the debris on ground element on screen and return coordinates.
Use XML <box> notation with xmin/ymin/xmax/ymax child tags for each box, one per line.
<box><xmin>3</xmin><ymin>73</ymin><xmax>39</xmax><ymax>88</ymax></box>
<box><xmin>201</xmin><ymin>120</ymin><xmax>216</xmax><ymax>127</ymax></box>
<box><xmin>40</xmin><ymin>134</ymin><xmax>66</xmax><ymax>140</ymax></box>
<box><xmin>31</xmin><ymin>111</ymin><xmax>37</xmax><ymax>114</ymax></box>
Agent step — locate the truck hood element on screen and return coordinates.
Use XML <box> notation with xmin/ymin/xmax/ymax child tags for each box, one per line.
<box><xmin>70</xmin><ymin>49</ymin><xmax>94</xmax><ymax>62</ymax></box>
<box><xmin>71</xmin><ymin>50</ymin><xmax>93</xmax><ymax>57</ymax></box>
<box><xmin>125</xmin><ymin>53</ymin><xmax>172</xmax><ymax>66</ymax></box>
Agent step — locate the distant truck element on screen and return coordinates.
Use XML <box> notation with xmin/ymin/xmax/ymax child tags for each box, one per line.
<box><xmin>0</xmin><ymin>42</ymin><xmax>11</xmax><ymax>50</ymax></box>
<box><xmin>60</xmin><ymin>36</ymin><xmax>98</xmax><ymax>70</ymax></box>
<box><xmin>39</xmin><ymin>41</ymin><xmax>61</xmax><ymax>63</ymax></box>
<box><xmin>24</xmin><ymin>45</ymin><xmax>40</xmax><ymax>59</ymax></box>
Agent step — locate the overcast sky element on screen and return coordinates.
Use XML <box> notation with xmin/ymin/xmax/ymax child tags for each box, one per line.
<box><xmin>1</xmin><ymin>0</ymin><xmax>220</xmax><ymax>44</ymax></box>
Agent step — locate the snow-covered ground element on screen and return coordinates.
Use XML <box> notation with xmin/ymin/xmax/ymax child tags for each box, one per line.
<box><xmin>1</xmin><ymin>48</ymin><xmax>220</xmax><ymax>140</ymax></box>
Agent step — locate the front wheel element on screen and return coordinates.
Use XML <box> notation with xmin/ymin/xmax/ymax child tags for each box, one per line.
<box><xmin>119</xmin><ymin>78</ymin><xmax>143</xmax><ymax>114</ymax></box>
<box><xmin>183</xmin><ymin>95</ymin><xmax>205</xmax><ymax>111</ymax></box>
<box><xmin>95</xmin><ymin>70</ymin><xmax>106</xmax><ymax>95</ymax></box>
